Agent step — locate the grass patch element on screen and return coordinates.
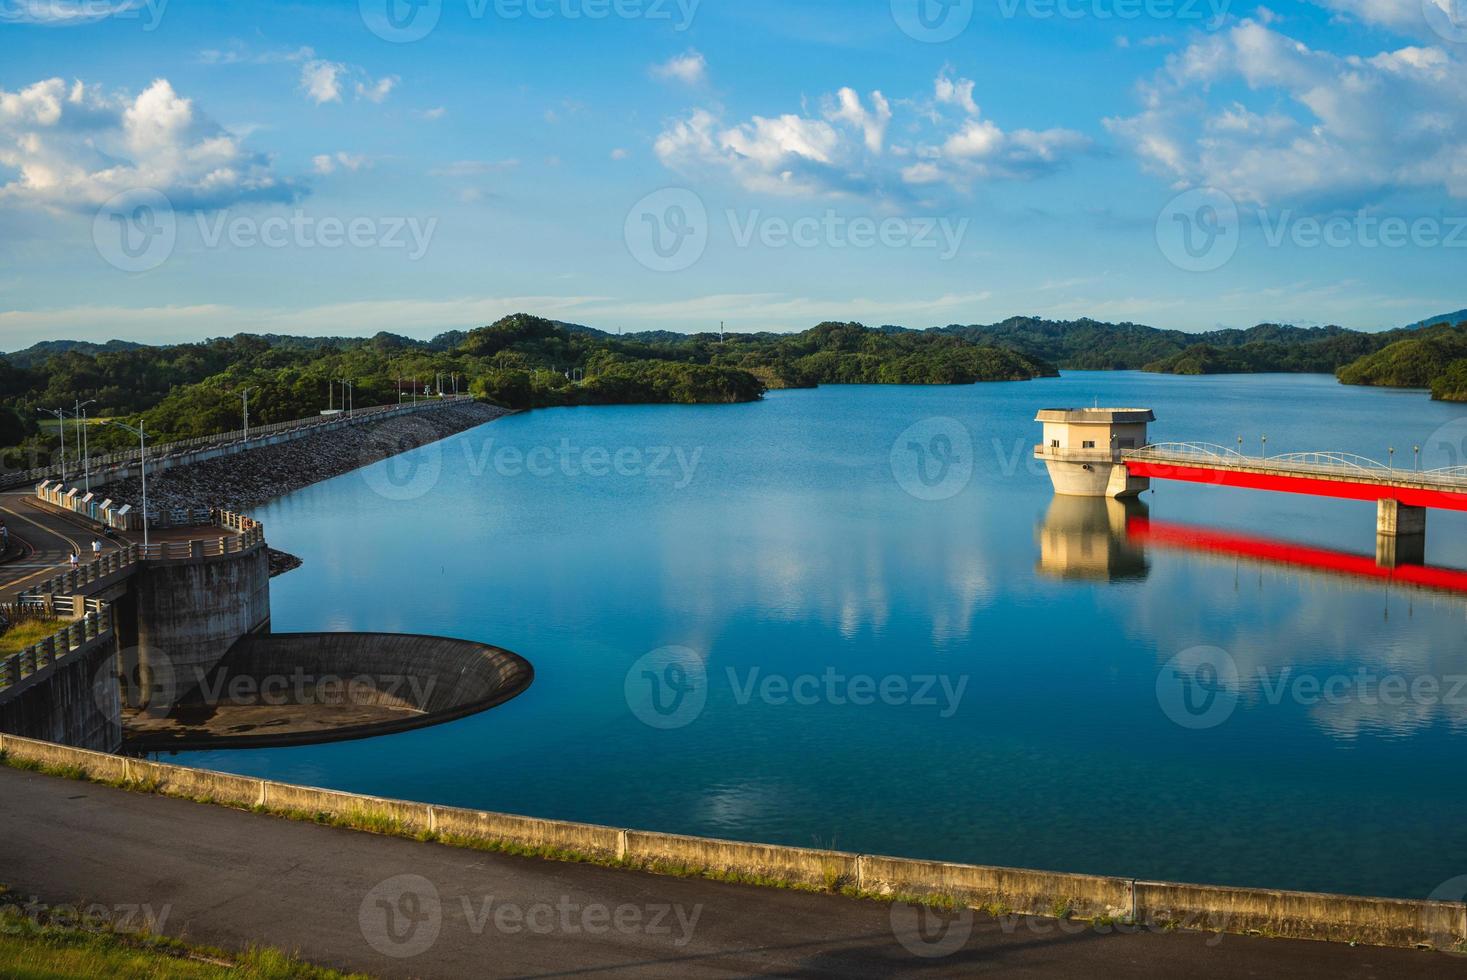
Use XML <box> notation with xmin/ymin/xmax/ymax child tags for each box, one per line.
<box><xmin>0</xmin><ymin>903</ymin><xmax>364</xmax><ymax>979</ymax></box>
<box><xmin>0</xmin><ymin>620</ymin><xmax>64</xmax><ymax>656</ymax></box>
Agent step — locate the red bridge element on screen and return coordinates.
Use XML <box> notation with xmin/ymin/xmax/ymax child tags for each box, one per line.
<box><xmin>1121</xmin><ymin>443</ymin><xmax>1463</xmax><ymax>566</ymax></box>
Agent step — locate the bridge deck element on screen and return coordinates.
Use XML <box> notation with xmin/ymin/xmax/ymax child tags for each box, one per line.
<box><xmin>1123</xmin><ymin>446</ymin><xmax>1467</xmax><ymax>511</ymax></box>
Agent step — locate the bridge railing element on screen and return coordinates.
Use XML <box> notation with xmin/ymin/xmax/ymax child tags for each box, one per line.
<box><xmin>1126</xmin><ymin>444</ymin><xmax>1467</xmax><ymax>491</ymax></box>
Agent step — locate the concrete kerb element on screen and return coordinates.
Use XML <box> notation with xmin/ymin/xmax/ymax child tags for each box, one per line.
<box><xmin>857</xmin><ymin>853</ymin><xmax>1132</xmax><ymax>919</ymax></box>
<box><xmin>2</xmin><ymin>730</ymin><xmax>1466</xmax><ymax>950</ymax></box>
<box><xmin>624</xmin><ymin>830</ymin><xmax>859</xmax><ymax>889</ymax></box>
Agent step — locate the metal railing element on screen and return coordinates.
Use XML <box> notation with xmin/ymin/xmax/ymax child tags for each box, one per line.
<box><xmin>0</xmin><ymin>394</ymin><xmax>476</xmax><ymax>491</ymax></box>
<box><xmin>1125</xmin><ymin>443</ymin><xmax>1467</xmax><ymax>491</ymax></box>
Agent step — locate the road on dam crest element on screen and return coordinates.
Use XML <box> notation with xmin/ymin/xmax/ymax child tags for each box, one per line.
<box><xmin>1</xmin><ymin>768</ymin><xmax>1463</xmax><ymax>978</ymax></box>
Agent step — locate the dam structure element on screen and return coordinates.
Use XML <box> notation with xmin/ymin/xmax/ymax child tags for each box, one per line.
<box><xmin>0</xmin><ymin>398</ymin><xmax>531</xmax><ymax>753</ymax></box>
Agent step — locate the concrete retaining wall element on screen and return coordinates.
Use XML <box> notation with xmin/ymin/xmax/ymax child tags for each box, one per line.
<box><xmin>625</xmin><ymin>831</ymin><xmax>857</xmax><ymax>889</ymax></box>
<box><xmin>0</xmin><ymin>731</ymin><xmax>1461</xmax><ymax>951</ymax></box>
<box><xmin>1134</xmin><ymin>879</ymin><xmax>1466</xmax><ymax>949</ymax></box>
<box><xmin>0</xmin><ymin>636</ymin><xmax>121</xmax><ymax>752</ymax></box>
<box><xmin>859</xmin><ymin>854</ymin><xmax>1132</xmax><ymax>919</ymax></box>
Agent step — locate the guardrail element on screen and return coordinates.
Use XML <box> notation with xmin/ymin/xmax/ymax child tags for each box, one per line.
<box><xmin>0</xmin><ymin>603</ymin><xmax>114</xmax><ymax>694</ymax></box>
<box><xmin>14</xmin><ymin>511</ymin><xmax>264</xmax><ymax>602</ymax></box>
<box><xmin>0</xmin><ymin>395</ymin><xmax>477</xmax><ymax>491</ymax></box>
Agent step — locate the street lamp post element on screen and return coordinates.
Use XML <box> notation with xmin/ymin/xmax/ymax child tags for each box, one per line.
<box><xmin>73</xmin><ymin>399</ymin><xmax>96</xmax><ymax>490</ymax></box>
<box><xmin>38</xmin><ymin>407</ymin><xmax>66</xmax><ymax>482</ymax></box>
<box><xmin>108</xmin><ymin>420</ymin><xmax>150</xmax><ymax>549</ymax></box>
<box><xmin>241</xmin><ymin>387</ymin><xmax>258</xmax><ymax>441</ymax></box>
<box><xmin>337</xmin><ymin>379</ymin><xmax>353</xmax><ymax>417</ymax></box>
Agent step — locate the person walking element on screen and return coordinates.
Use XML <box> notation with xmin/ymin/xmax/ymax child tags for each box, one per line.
<box><xmin>91</xmin><ymin>538</ymin><xmax>102</xmax><ymax>560</ymax></box>
<box><xmin>69</xmin><ymin>550</ymin><xmax>79</xmax><ymax>569</ymax></box>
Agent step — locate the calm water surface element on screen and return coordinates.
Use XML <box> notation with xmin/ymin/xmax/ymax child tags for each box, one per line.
<box><xmin>177</xmin><ymin>372</ymin><xmax>1467</xmax><ymax>899</ymax></box>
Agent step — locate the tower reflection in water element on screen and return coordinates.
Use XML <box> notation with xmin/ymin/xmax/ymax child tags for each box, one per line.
<box><xmin>1035</xmin><ymin>496</ymin><xmax>1467</xmax><ymax>598</ymax></box>
<box><xmin>1035</xmin><ymin>496</ymin><xmax>1151</xmax><ymax>582</ymax></box>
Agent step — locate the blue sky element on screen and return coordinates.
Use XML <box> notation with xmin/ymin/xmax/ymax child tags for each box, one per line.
<box><xmin>0</xmin><ymin>0</ymin><xmax>1463</xmax><ymax>347</ymax></box>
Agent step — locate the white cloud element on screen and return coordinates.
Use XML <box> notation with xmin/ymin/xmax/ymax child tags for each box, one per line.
<box><xmin>934</xmin><ymin>71</ymin><xmax>978</xmax><ymax>115</ymax></box>
<box><xmin>654</xmin><ymin>71</ymin><xmax>1086</xmax><ymax>200</ymax></box>
<box><xmin>300</xmin><ymin>61</ymin><xmax>344</xmax><ymax>104</ymax></box>
<box><xmin>1105</xmin><ymin>20</ymin><xmax>1467</xmax><ymax>204</ymax></box>
<box><xmin>300</xmin><ymin>60</ymin><xmax>397</xmax><ymax>105</ymax></box>
<box><xmin>421</xmin><ymin>106</ymin><xmax>447</xmax><ymax>120</ymax></box>
<box><xmin>825</xmin><ymin>88</ymin><xmax>892</xmax><ymax>154</ymax></box>
<box><xmin>355</xmin><ymin>75</ymin><xmax>398</xmax><ymax>104</ymax></box>
<box><xmin>313</xmin><ymin>152</ymin><xmax>369</xmax><ymax>175</ymax></box>
<box><xmin>650</xmin><ymin>50</ymin><xmax>708</xmax><ymax>86</ymax></box>
<box><xmin>611</xmin><ymin>147</ymin><xmax>629</xmax><ymax>160</ymax></box>
<box><xmin>198</xmin><ymin>45</ymin><xmax>314</xmax><ymax>66</ymax></box>
<box><xmin>0</xmin><ymin>76</ymin><xmax>294</xmax><ymax>212</ymax></box>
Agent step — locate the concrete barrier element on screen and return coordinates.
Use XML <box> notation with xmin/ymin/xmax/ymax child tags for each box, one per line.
<box><xmin>1</xmin><ymin>730</ymin><xmax>1464</xmax><ymax>950</ymax></box>
<box><xmin>1134</xmin><ymin>879</ymin><xmax>1467</xmax><ymax>949</ymax></box>
<box><xmin>0</xmin><ymin>731</ymin><xmax>127</xmax><ymax>782</ymax></box>
<box><xmin>624</xmin><ymin>830</ymin><xmax>858</xmax><ymax>890</ymax></box>
<box><xmin>262</xmin><ymin>781</ymin><xmax>433</xmax><ymax>834</ymax></box>
<box><xmin>126</xmin><ymin>758</ymin><xmax>264</xmax><ymax>808</ymax></box>
<box><xmin>430</xmin><ymin>804</ymin><xmax>624</xmax><ymax>859</ymax></box>
<box><xmin>858</xmin><ymin>854</ymin><xmax>1132</xmax><ymax>919</ymax></box>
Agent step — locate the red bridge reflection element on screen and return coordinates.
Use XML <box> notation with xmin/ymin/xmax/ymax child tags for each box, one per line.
<box><xmin>1127</xmin><ymin>517</ymin><xmax>1467</xmax><ymax>596</ymax></box>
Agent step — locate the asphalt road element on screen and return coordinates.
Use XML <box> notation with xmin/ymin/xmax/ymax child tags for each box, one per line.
<box><xmin>0</xmin><ymin>491</ymin><xmax>101</xmax><ymax>600</ymax></box>
<box><xmin>1</xmin><ymin>768</ymin><xmax>1462</xmax><ymax>979</ymax></box>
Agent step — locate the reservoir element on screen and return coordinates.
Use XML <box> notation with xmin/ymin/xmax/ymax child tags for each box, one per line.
<box><xmin>176</xmin><ymin>371</ymin><xmax>1467</xmax><ymax>900</ymax></box>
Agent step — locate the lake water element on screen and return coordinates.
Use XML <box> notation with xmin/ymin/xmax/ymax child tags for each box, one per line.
<box><xmin>176</xmin><ymin>372</ymin><xmax>1467</xmax><ymax>900</ymax></box>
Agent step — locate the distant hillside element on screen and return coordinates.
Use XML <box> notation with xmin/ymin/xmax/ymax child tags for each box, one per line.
<box><xmin>1408</xmin><ymin>309</ymin><xmax>1467</xmax><ymax>330</ymax></box>
<box><xmin>3</xmin><ymin>339</ymin><xmax>146</xmax><ymax>368</ymax></box>
<box><xmin>1335</xmin><ymin>322</ymin><xmax>1467</xmax><ymax>400</ymax></box>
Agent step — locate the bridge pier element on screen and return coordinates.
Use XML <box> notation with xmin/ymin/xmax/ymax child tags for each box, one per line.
<box><xmin>1376</xmin><ymin>499</ymin><xmax>1426</xmax><ymax>568</ymax></box>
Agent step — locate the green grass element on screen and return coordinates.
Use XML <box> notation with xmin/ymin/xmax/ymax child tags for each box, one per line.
<box><xmin>0</xmin><ymin>902</ymin><xmax>365</xmax><ymax>979</ymax></box>
<box><xmin>0</xmin><ymin>621</ymin><xmax>64</xmax><ymax>656</ymax></box>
